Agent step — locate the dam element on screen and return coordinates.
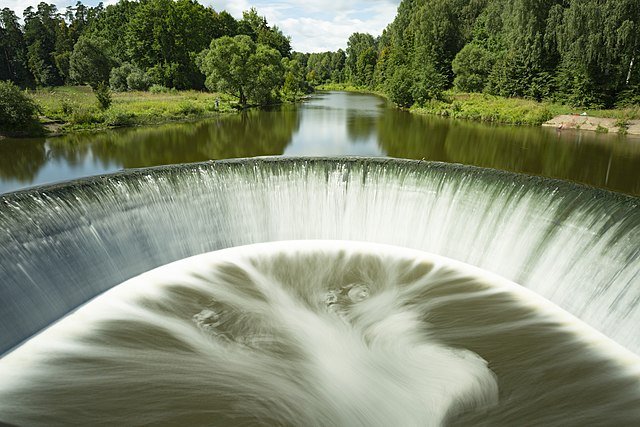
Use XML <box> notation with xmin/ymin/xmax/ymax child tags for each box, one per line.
<box><xmin>0</xmin><ymin>158</ymin><xmax>639</xmax><ymax>425</ymax></box>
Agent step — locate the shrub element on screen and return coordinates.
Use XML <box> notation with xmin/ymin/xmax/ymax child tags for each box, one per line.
<box><xmin>178</xmin><ymin>102</ymin><xmax>204</xmax><ymax>116</ymax></box>
<box><xmin>70</xmin><ymin>108</ymin><xmax>102</xmax><ymax>125</ymax></box>
<box><xmin>103</xmin><ymin>110</ymin><xmax>134</xmax><ymax>126</ymax></box>
<box><xmin>94</xmin><ymin>82</ymin><xmax>112</xmax><ymax>110</ymax></box>
<box><xmin>60</xmin><ymin>98</ymin><xmax>76</xmax><ymax>115</ymax></box>
<box><xmin>110</xmin><ymin>63</ymin><xmax>151</xmax><ymax>91</ymax></box>
<box><xmin>126</xmin><ymin>70</ymin><xmax>151</xmax><ymax>91</ymax></box>
<box><xmin>109</xmin><ymin>63</ymin><xmax>136</xmax><ymax>91</ymax></box>
<box><xmin>0</xmin><ymin>80</ymin><xmax>40</xmax><ymax>131</ymax></box>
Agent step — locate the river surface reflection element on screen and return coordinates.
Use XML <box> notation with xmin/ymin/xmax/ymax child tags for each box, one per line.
<box><xmin>1</xmin><ymin>91</ymin><xmax>639</xmax><ymax>195</ymax></box>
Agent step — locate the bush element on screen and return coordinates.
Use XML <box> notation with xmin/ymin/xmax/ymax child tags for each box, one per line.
<box><xmin>0</xmin><ymin>80</ymin><xmax>40</xmax><ymax>131</ymax></box>
<box><xmin>70</xmin><ymin>108</ymin><xmax>102</xmax><ymax>125</ymax></box>
<box><xmin>110</xmin><ymin>63</ymin><xmax>151</xmax><ymax>91</ymax></box>
<box><xmin>149</xmin><ymin>84</ymin><xmax>176</xmax><ymax>94</ymax></box>
<box><xmin>126</xmin><ymin>70</ymin><xmax>151</xmax><ymax>91</ymax></box>
<box><xmin>103</xmin><ymin>110</ymin><xmax>134</xmax><ymax>126</ymax></box>
<box><xmin>94</xmin><ymin>82</ymin><xmax>112</xmax><ymax>110</ymax></box>
<box><xmin>178</xmin><ymin>102</ymin><xmax>204</xmax><ymax>116</ymax></box>
<box><xmin>109</xmin><ymin>63</ymin><xmax>136</xmax><ymax>91</ymax></box>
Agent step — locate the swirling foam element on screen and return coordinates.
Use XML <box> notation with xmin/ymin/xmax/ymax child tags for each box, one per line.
<box><xmin>1</xmin><ymin>241</ymin><xmax>639</xmax><ymax>426</ymax></box>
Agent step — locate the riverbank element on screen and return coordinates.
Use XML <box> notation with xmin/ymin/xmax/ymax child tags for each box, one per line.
<box><xmin>412</xmin><ymin>92</ymin><xmax>640</xmax><ymax>129</ymax></box>
<box><xmin>317</xmin><ymin>84</ymin><xmax>640</xmax><ymax>132</ymax></box>
<box><xmin>543</xmin><ymin>115</ymin><xmax>640</xmax><ymax>135</ymax></box>
<box><xmin>316</xmin><ymin>83</ymin><xmax>387</xmax><ymax>98</ymax></box>
<box><xmin>4</xmin><ymin>86</ymin><xmax>237</xmax><ymax>138</ymax></box>
<box><xmin>318</xmin><ymin>84</ymin><xmax>563</xmax><ymax>125</ymax></box>
<box><xmin>411</xmin><ymin>92</ymin><xmax>569</xmax><ymax>126</ymax></box>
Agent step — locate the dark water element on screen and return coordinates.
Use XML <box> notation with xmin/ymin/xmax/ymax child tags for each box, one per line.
<box><xmin>1</xmin><ymin>91</ymin><xmax>639</xmax><ymax>195</ymax></box>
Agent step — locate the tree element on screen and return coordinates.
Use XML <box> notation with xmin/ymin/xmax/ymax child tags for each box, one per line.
<box><xmin>0</xmin><ymin>8</ymin><xmax>31</xmax><ymax>86</ymax></box>
<box><xmin>0</xmin><ymin>80</ymin><xmax>40</xmax><ymax>132</ymax></box>
<box><xmin>238</xmin><ymin>8</ymin><xmax>291</xmax><ymax>58</ymax></box>
<box><xmin>345</xmin><ymin>33</ymin><xmax>377</xmax><ymax>86</ymax></box>
<box><xmin>282</xmin><ymin>57</ymin><xmax>306</xmax><ymax>100</ymax></box>
<box><xmin>452</xmin><ymin>43</ymin><xmax>495</xmax><ymax>92</ymax></box>
<box><xmin>247</xmin><ymin>44</ymin><xmax>284</xmax><ymax>104</ymax></box>
<box><xmin>387</xmin><ymin>67</ymin><xmax>414</xmax><ymax>107</ymax></box>
<box><xmin>23</xmin><ymin>3</ymin><xmax>64</xmax><ymax>86</ymax></box>
<box><xmin>69</xmin><ymin>35</ymin><xmax>115</xmax><ymax>88</ymax></box>
<box><xmin>412</xmin><ymin>63</ymin><xmax>448</xmax><ymax>104</ymax></box>
<box><xmin>197</xmin><ymin>35</ymin><xmax>283</xmax><ymax>106</ymax></box>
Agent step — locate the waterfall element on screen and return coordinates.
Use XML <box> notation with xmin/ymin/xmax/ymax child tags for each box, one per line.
<box><xmin>2</xmin><ymin>157</ymin><xmax>640</xmax><ymax>425</ymax></box>
<box><xmin>1</xmin><ymin>158</ymin><xmax>638</xmax><ymax>356</ymax></box>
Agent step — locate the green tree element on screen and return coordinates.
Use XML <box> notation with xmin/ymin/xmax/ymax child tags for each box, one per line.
<box><xmin>69</xmin><ymin>35</ymin><xmax>115</xmax><ymax>88</ymax></box>
<box><xmin>23</xmin><ymin>3</ymin><xmax>64</xmax><ymax>86</ymax></box>
<box><xmin>452</xmin><ymin>43</ymin><xmax>495</xmax><ymax>92</ymax></box>
<box><xmin>345</xmin><ymin>33</ymin><xmax>377</xmax><ymax>86</ymax></box>
<box><xmin>197</xmin><ymin>35</ymin><xmax>283</xmax><ymax>106</ymax></box>
<box><xmin>0</xmin><ymin>8</ymin><xmax>31</xmax><ymax>86</ymax></box>
<box><xmin>386</xmin><ymin>67</ymin><xmax>414</xmax><ymax>107</ymax></box>
<box><xmin>282</xmin><ymin>58</ymin><xmax>306</xmax><ymax>100</ymax></box>
<box><xmin>239</xmin><ymin>8</ymin><xmax>291</xmax><ymax>58</ymax></box>
<box><xmin>0</xmin><ymin>80</ymin><xmax>40</xmax><ymax>132</ymax></box>
<box><xmin>412</xmin><ymin>63</ymin><xmax>448</xmax><ymax>104</ymax></box>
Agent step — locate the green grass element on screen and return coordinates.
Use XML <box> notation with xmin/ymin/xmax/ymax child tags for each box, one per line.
<box><xmin>587</xmin><ymin>106</ymin><xmax>640</xmax><ymax>121</ymax></box>
<box><xmin>411</xmin><ymin>91</ymin><xmax>574</xmax><ymax>126</ymax></box>
<box><xmin>30</xmin><ymin>86</ymin><xmax>236</xmax><ymax>134</ymax></box>
<box><xmin>316</xmin><ymin>83</ymin><xmax>386</xmax><ymax>97</ymax></box>
<box><xmin>318</xmin><ymin>85</ymin><xmax>640</xmax><ymax>126</ymax></box>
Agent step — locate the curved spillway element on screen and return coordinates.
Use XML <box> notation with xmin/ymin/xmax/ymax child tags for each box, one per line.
<box><xmin>0</xmin><ymin>157</ymin><xmax>639</xmax><ymax>360</ymax></box>
<box><xmin>1</xmin><ymin>241</ymin><xmax>639</xmax><ymax>425</ymax></box>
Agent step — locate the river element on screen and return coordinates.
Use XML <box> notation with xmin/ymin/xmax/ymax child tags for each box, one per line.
<box><xmin>1</xmin><ymin>91</ymin><xmax>639</xmax><ymax>195</ymax></box>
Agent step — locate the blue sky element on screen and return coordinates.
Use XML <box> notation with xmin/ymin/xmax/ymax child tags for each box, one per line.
<box><xmin>4</xmin><ymin>0</ymin><xmax>401</xmax><ymax>52</ymax></box>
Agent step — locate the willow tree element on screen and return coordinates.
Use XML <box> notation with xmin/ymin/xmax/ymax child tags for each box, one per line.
<box><xmin>197</xmin><ymin>35</ymin><xmax>283</xmax><ymax>106</ymax></box>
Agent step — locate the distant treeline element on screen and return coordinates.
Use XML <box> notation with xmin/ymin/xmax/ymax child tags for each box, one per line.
<box><xmin>336</xmin><ymin>0</ymin><xmax>640</xmax><ymax>108</ymax></box>
<box><xmin>2</xmin><ymin>0</ymin><xmax>638</xmax><ymax>110</ymax></box>
<box><xmin>0</xmin><ymin>1</ymin><xmax>291</xmax><ymax>90</ymax></box>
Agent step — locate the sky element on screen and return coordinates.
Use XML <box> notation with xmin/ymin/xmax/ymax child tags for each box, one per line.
<box><xmin>2</xmin><ymin>0</ymin><xmax>401</xmax><ymax>53</ymax></box>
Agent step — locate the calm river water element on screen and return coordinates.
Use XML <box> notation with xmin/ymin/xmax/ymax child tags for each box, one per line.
<box><xmin>1</xmin><ymin>91</ymin><xmax>639</xmax><ymax>195</ymax></box>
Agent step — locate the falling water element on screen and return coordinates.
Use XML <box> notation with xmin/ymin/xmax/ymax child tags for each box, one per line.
<box><xmin>1</xmin><ymin>158</ymin><xmax>639</xmax><ymax>425</ymax></box>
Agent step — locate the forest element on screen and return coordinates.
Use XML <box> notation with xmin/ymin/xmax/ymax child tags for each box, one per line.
<box><xmin>339</xmin><ymin>0</ymin><xmax>640</xmax><ymax>109</ymax></box>
<box><xmin>1</xmin><ymin>0</ymin><xmax>639</xmax><ymax>119</ymax></box>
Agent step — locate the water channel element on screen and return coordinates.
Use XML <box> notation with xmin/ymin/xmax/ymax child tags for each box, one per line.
<box><xmin>1</xmin><ymin>91</ymin><xmax>639</xmax><ymax>195</ymax></box>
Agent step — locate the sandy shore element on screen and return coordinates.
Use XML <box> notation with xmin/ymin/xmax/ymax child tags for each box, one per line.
<box><xmin>543</xmin><ymin>115</ymin><xmax>640</xmax><ymax>135</ymax></box>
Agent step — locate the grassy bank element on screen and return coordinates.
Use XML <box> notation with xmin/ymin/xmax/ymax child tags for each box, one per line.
<box><xmin>316</xmin><ymin>83</ymin><xmax>386</xmax><ymax>98</ymax></box>
<box><xmin>411</xmin><ymin>92</ymin><xmax>569</xmax><ymax>126</ymax></box>
<box><xmin>29</xmin><ymin>86</ymin><xmax>237</xmax><ymax>135</ymax></box>
<box><xmin>412</xmin><ymin>91</ymin><xmax>640</xmax><ymax>126</ymax></box>
<box><xmin>317</xmin><ymin>84</ymin><xmax>640</xmax><ymax>128</ymax></box>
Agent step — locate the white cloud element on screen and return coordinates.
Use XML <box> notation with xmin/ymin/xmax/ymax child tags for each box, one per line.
<box><xmin>1</xmin><ymin>0</ymin><xmax>67</xmax><ymax>14</ymax></box>
<box><xmin>204</xmin><ymin>0</ymin><xmax>400</xmax><ymax>52</ymax></box>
